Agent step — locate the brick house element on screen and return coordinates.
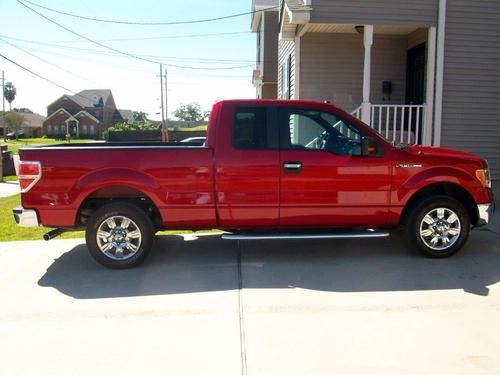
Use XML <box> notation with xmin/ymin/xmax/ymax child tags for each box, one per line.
<box><xmin>43</xmin><ymin>89</ymin><xmax>131</xmax><ymax>139</ymax></box>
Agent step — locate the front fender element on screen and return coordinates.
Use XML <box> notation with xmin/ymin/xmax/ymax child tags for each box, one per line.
<box><xmin>395</xmin><ymin>166</ymin><xmax>479</xmax><ymax>205</ymax></box>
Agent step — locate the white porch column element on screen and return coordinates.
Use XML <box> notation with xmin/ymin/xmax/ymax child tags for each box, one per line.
<box><xmin>423</xmin><ymin>27</ymin><xmax>436</xmax><ymax>146</ymax></box>
<box><xmin>433</xmin><ymin>0</ymin><xmax>447</xmax><ymax>146</ymax></box>
<box><xmin>361</xmin><ymin>25</ymin><xmax>373</xmax><ymax>125</ymax></box>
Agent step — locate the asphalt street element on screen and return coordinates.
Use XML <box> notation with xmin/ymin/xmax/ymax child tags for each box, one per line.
<box><xmin>1</xmin><ymin>211</ymin><xmax>500</xmax><ymax>374</ymax></box>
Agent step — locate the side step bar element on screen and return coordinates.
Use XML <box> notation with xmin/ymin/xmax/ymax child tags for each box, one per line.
<box><xmin>221</xmin><ymin>232</ymin><xmax>390</xmax><ymax>241</ymax></box>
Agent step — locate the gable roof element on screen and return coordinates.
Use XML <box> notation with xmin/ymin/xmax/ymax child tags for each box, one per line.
<box><xmin>118</xmin><ymin>109</ymin><xmax>133</xmax><ymax>120</ymax></box>
<box><xmin>43</xmin><ymin>107</ymin><xmax>72</xmax><ymax>123</ymax></box>
<box><xmin>71</xmin><ymin>89</ymin><xmax>112</xmax><ymax>108</ymax></box>
<box><xmin>0</xmin><ymin>111</ymin><xmax>46</xmax><ymax>128</ymax></box>
<box><xmin>74</xmin><ymin>110</ymin><xmax>100</xmax><ymax>123</ymax></box>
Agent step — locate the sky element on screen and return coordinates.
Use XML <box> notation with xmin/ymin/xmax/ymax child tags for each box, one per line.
<box><xmin>0</xmin><ymin>0</ymin><xmax>257</xmax><ymax>120</ymax></box>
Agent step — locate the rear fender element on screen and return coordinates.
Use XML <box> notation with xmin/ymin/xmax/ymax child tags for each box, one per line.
<box><xmin>70</xmin><ymin>168</ymin><xmax>165</xmax><ymax>221</ymax></box>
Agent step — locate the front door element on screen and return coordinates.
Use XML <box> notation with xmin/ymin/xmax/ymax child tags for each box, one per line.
<box><xmin>68</xmin><ymin>120</ymin><xmax>78</xmax><ymax>137</ymax></box>
<box><xmin>279</xmin><ymin>107</ymin><xmax>391</xmax><ymax>228</ymax></box>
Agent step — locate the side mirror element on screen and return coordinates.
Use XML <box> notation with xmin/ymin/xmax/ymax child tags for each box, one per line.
<box><xmin>361</xmin><ymin>136</ymin><xmax>377</xmax><ymax>156</ymax></box>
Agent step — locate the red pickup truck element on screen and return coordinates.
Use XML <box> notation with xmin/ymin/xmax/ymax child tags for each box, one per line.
<box><xmin>14</xmin><ymin>100</ymin><xmax>494</xmax><ymax>268</ymax></box>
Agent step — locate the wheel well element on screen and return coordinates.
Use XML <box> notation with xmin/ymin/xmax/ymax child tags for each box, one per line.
<box><xmin>76</xmin><ymin>186</ymin><xmax>163</xmax><ymax>231</ymax></box>
<box><xmin>400</xmin><ymin>183</ymin><xmax>478</xmax><ymax>226</ymax></box>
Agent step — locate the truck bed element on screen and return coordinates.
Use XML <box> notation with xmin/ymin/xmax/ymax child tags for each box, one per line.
<box><xmin>19</xmin><ymin>142</ymin><xmax>216</xmax><ymax>229</ymax></box>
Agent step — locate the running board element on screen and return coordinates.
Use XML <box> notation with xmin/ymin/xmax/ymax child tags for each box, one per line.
<box><xmin>221</xmin><ymin>231</ymin><xmax>390</xmax><ymax>241</ymax></box>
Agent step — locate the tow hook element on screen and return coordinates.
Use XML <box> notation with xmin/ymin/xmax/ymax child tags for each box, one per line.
<box><xmin>43</xmin><ymin>228</ymin><xmax>67</xmax><ymax>241</ymax></box>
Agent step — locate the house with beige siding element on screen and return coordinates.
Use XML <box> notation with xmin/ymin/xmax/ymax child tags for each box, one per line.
<box><xmin>252</xmin><ymin>0</ymin><xmax>500</xmax><ymax>178</ymax></box>
<box><xmin>252</xmin><ymin>0</ymin><xmax>280</xmax><ymax>99</ymax></box>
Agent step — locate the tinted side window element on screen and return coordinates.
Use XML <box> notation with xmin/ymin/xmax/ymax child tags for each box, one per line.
<box><xmin>233</xmin><ymin>108</ymin><xmax>269</xmax><ymax>149</ymax></box>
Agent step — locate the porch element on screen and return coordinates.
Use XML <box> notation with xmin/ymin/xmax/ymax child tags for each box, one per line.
<box><xmin>282</xmin><ymin>21</ymin><xmax>438</xmax><ymax>145</ymax></box>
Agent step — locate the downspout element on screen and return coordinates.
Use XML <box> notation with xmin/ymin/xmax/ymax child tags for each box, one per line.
<box><xmin>433</xmin><ymin>0</ymin><xmax>446</xmax><ymax>146</ymax></box>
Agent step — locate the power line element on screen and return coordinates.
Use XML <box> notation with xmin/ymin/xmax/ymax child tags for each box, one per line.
<box><xmin>0</xmin><ymin>53</ymin><xmax>145</xmax><ymax>115</ymax></box>
<box><xmin>0</xmin><ymin>40</ymin><xmax>251</xmax><ymax>80</ymax></box>
<box><xmin>16</xmin><ymin>0</ymin><xmax>255</xmax><ymax>70</ymax></box>
<box><xmin>57</xmin><ymin>31</ymin><xmax>252</xmax><ymax>43</ymax></box>
<box><xmin>0</xmin><ymin>34</ymin><xmax>272</xmax><ymax>65</ymax></box>
<box><xmin>0</xmin><ymin>37</ymin><xmax>98</xmax><ymax>85</ymax></box>
<box><xmin>0</xmin><ymin>52</ymin><xmax>79</xmax><ymax>94</ymax></box>
<box><xmin>21</xmin><ymin>0</ymin><xmax>279</xmax><ymax>26</ymax></box>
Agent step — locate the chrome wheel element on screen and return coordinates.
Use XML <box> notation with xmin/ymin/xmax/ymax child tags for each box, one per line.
<box><xmin>96</xmin><ymin>216</ymin><xmax>142</xmax><ymax>260</ymax></box>
<box><xmin>419</xmin><ymin>207</ymin><xmax>461</xmax><ymax>251</ymax></box>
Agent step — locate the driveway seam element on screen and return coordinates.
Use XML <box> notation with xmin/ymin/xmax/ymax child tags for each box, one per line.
<box><xmin>237</xmin><ymin>240</ymin><xmax>248</xmax><ymax>375</ymax></box>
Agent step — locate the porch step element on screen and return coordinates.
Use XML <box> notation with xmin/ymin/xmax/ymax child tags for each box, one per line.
<box><xmin>221</xmin><ymin>231</ymin><xmax>390</xmax><ymax>241</ymax></box>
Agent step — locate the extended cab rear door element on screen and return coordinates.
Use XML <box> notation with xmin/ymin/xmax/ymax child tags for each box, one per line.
<box><xmin>278</xmin><ymin>106</ymin><xmax>391</xmax><ymax>227</ymax></box>
<box><xmin>214</xmin><ymin>102</ymin><xmax>280</xmax><ymax>228</ymax></box>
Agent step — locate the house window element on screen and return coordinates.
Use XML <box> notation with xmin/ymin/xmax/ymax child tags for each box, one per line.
<box><xmin>281</xmin><ymin>54</ymin><xmax>291</xmax><ymax>99</ymax></box>
<box><xmin>90</xmin><ymin>125</ymin><xmax>95</xmax><ymax>134</ymax></box>
<box><xmin>47</xmin><ymin>125</ymin><xmax>52</xmax><ymax>134</ymax></box>
<box><xmin>82</xmin><ymin>125</ymin><xmax>87</xmax><ymax>135</ymax></box>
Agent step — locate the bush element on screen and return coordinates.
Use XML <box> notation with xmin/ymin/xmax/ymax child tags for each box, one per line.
<box><xmin>108</xmin><ymin>121</ymin><xmax>159</xmax><ymax>132</ymax></box>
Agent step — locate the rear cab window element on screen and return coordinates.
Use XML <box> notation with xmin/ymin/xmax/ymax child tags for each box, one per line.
<box><xmin>232</xmin><ymin>107</ymin><xmax>278</xmax><ymax>150</ymax></box>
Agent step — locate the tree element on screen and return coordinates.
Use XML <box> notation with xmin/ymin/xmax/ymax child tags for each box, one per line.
<box><xmin>132</xmin><ymin>111</ymin><xmax>148</xmax><ymax>125</ymax></box>
<box><xmin>4</xmin><ymin>112</ymin><xmax>24</xmax><ymax>139</ymax></box>
<box><xmin>13</xmin><ymin>108</ymin><xmax>33</xmax><ymax>114</ymax></box>
<box><xmin>172</xmin><ymin>103</ymin><xmax>209</xmax><ymax>123</ymax></box>
<box><xmin>3</xmin><ymin>82</ymin><xmax>17</xmax><ymax>111</ymax></box>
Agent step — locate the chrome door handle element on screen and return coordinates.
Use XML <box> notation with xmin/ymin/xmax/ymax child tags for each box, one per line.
<box><xmin>283</xmin><ymin>162</ymin><xmax>302</xmax><ymax>171</ymax></box>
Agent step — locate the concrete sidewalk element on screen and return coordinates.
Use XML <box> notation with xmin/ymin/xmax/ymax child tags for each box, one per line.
<box><xmin>0</xmin><ymin>180</ymin><xmax>19</xmax><ymax>197</ymax></box>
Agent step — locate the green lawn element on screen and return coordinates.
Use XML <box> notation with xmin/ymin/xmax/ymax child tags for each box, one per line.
<box><xmin>168</xmin><ymin>125</ymin><xmax>207</xmax><ymax>132</ymax></box>
<box><xmin>1</xmin><ymin>194</ymin><xmax>219</xmax><ymax>242</ymax></box>
<box><xmin>3</xmin><ymin>137</ymin><xmax>97</xmax><ymax>155</ymax></box>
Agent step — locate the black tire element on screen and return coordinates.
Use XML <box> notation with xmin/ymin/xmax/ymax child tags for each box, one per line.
<box><xmin>85</xmin><ymin>202</ymin><xmax>154</xmax><ymax>269</ymax></box>
<box><xmin>405</xmin><ymin>195</ymin><xmax>470</xmax><ymax>258</ymax></box>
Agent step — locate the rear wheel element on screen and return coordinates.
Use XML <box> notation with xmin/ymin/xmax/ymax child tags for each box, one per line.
<box><xmin>85</xmin><ymin>202</ymin><xmax>154</xmax><ymax>269</ymax></box>
<box><xmin>406</xmin><ymin>195</ymin><xmax>470</xmax><ymax>258</ymax></box>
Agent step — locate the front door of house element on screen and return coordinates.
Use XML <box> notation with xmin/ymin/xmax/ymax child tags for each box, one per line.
<box><xmin>406</xmin><ymin>43</ymin><xmax>426</xmax><ymax>142</ymax></box>
<box><xmin>68</xmin><ymin>120</ymin><xmax>78</xmax><ymax>137</ymax></box>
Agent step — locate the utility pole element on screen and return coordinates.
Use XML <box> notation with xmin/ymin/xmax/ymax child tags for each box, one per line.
<box><xmin>2</xmin><ymin>70</ymin><xmax>5</xmax><ymax>142</ymax></box>
<box><xmin>157</xmin><ymin>64</ymin><xmax>169</xmax><ymax>142</ymax></box>
<box><xmin>1</xmin><ymin>71</ymin><xmax>4</xmax><ymax>181</ymax></box>
<box><xmin>158</xmin><ymin>64</ymin><xmax>165</xmax><ymax>127</ymax></box>
<box><xmin>163</xmin><ymin>67</ymin><xmax>169</xmax><ymax>142</ymax></box>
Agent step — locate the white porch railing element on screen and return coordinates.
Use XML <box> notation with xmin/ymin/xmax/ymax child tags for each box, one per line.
<box><xmin>351</xmin><ymin>105</ymin><xmax>362</xmax><ymax>120</ymax></box>
<box><xmin>350</xmin><ymin>104</ymin><xmax>425</xmax><ymax>145</ymax></box>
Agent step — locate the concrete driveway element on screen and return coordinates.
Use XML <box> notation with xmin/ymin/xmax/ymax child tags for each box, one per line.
<box><xmin>1</xmin><ymin>215</ymin><xmax>500</xmax><ymax>374</ymax></box>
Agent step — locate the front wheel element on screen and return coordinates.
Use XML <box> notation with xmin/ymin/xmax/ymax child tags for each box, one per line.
<box><xmin>406</xmin><ymin>195</ymin><xmax>470</xmax><ymax>258</ymax></box>
<box><xmin>85</xmin><ymin>202</ymin><xmax>154</xmax><ymax>269</ymax></box>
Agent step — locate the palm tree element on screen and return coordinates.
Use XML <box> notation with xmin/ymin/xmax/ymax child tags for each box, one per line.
<box><xmin>4</xmin><ymin>82</ymin><xmax>16</xmax><ymax>111</ymax></box>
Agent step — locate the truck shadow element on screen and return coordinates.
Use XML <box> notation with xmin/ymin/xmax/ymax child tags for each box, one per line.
<box><xmin>38</xmin><ymin>230</ymin><xmax>500</xmax><ymax>299</ymax></box>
